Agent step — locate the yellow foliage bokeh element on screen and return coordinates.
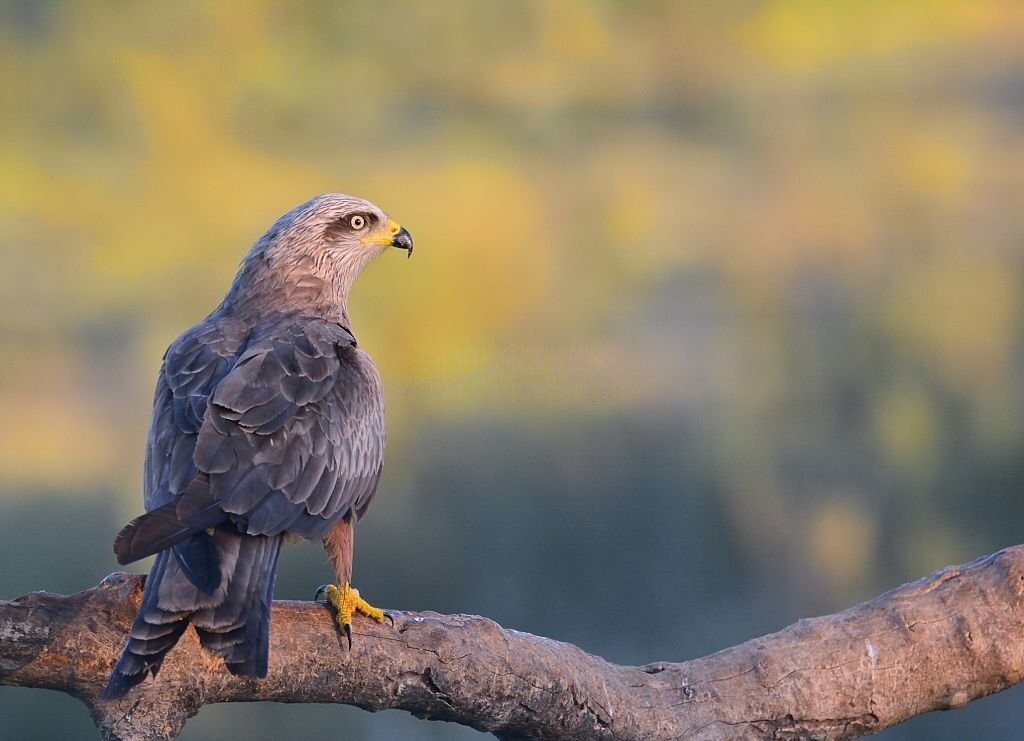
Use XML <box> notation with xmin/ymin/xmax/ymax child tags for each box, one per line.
<box><xmin>1</xmin><ymin>0</ymin><xmax>1022</xmax><ymax>581</ymax></box>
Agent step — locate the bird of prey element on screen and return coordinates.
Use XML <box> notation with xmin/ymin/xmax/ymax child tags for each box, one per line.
<box><xmin>101</xmin><ymin>194</ymin><xmax>413</xmax><ymax>699</ymax></box>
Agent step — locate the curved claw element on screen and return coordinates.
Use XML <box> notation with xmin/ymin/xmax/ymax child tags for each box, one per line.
<box><xmin>315</xmin><ymin>582</ymin><xmax>392</xmax><ymax>649</ymax></box>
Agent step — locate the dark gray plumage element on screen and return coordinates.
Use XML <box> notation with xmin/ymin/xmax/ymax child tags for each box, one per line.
<box><xmin>102</xmin><ymin>194</ymin><xmax>411</xmax><ymax>699</ymax></box>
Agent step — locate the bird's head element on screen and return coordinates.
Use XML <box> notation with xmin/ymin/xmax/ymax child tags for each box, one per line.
<box><xmin>226</xmin><ymin>193</ymin><xmax>413</xmax><ymax>325</ymax></box>
<box><xmin>318</xmin><ymin>193</ymin><xmax>414</xmax><ymax>260</ymax></box>
<box><xmin>266</xmin><ymin>192</ymin><xmax>413</xmax><ymax>263</ymax></box>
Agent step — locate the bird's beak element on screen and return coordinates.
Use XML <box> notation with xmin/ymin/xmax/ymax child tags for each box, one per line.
<box><xmin>391</xmin><ymin>226</ymin><xmax>414</xmax><ymax>258</ymax></box>
<box><xmin>361</xmin><ymin>219</ymin><xmax>413</xmax><ymax>258</ymax></box>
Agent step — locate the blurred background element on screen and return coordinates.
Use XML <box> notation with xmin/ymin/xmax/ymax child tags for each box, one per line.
<box><xmin>2</xmin><ymin>1</ymin><xmax>1024</xmax><ymax>738</ymax></box>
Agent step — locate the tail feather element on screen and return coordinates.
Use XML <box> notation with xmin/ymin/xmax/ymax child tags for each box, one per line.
<box><xmin>101</xmin><ymin>551</ymin><xmax>188</xmax><ymax>699</ymax></box>
<box><xmin>103</xmin><ymin>530</ymin><xmax>284</xmax><ymax>699</ymax></box>
<box><xmin>225</xmin><ymin>537</ymin><xmax>280</xmax><ymax>676</ymax></box>
<box><xmin>172</xmin><ymin>532</ymin><xmax>221</xmax><ymax>594</ymax></box>
<box><xmin>194</xmin><ymin>534</ymin><xmax>282</xmax><ymax>678</ymax></box>
<box><xmin>127</xmin><ymin>619</ymin><xmax>182</xmax><ymax>641</ymax></box>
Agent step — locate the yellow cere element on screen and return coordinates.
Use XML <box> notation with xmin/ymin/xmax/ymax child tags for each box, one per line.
<box><xmin>360</xmin><ymin>218</ymin><xmax>402</xmax><ymax>246</ymax></box>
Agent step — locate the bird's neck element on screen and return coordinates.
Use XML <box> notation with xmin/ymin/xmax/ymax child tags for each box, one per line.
<box><xmin>222</xmin><ymin>250</ymin><xmax>371</xmax><ymax>331</ymax></box>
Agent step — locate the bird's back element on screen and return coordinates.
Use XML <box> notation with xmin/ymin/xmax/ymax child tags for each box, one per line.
<box><xmin>145</xmin><ymin>311</ymin><xmax>385</xmax><ymax>539</ymax></box>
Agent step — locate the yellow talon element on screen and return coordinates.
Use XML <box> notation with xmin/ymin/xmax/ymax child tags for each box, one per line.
<box><xmin>320</xmin><ymin>583</ymin><xmax>387</xmax><ymax>647</ymax></box>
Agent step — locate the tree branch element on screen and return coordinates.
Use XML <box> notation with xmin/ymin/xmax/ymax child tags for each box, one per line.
<box><xmin>3</xmin><ymin>547</ymin><xmax>1024</xmax><ymax>740</ymax></box>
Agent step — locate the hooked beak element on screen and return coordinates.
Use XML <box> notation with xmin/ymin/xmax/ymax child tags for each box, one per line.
<box><xmin>391</xmin><ymin>226</ymin><xmax>413</xmax><ymax>258</ymax></box>
<box><xmin>360</xmin><ymin>219</ymin><xmax>414</xmax><ymax>258</ymax></box>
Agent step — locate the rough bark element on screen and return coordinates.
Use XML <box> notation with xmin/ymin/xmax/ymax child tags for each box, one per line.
<box><xmin>2</xmin><ymin>546</ymin><xmax>1024</xmax><ymax>740</ymax></box>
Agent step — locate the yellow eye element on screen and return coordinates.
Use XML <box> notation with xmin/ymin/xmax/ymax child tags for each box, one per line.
<box><xmin>349</xmin><ymin>214</ymin><xmax>367</xmax><ymax>230</ymax></box>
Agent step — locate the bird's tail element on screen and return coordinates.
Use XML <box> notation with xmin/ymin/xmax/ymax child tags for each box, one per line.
<box><xmin>101</xmin><ymin>548</ymin><xmax>188</xmax><ymax>699</ymax></box>
<box><xmin>193</xmin><ymin>532</ymin><xmax>282</xmax><ymax>677</ymax></box>
<box><xmin>101</xmin><ymin>530</ymin><xmax>284</xmax><ymax>699</ymax></box>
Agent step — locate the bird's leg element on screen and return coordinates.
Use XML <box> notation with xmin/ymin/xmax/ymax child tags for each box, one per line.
<box><xmin>314</xmin><ymin>583</ymin><xmax>391</xmax><ymax>647</ymax></box>
<box><xmin>317</xmin><ymin>519</ymin><xmax>392</xmax><ymax>647</ymax></box>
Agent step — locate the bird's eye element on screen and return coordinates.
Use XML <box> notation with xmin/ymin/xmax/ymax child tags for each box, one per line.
<box><xmin>349</xmin><ymin>215</ymin><xmax>367</xmax><ymax>230</ymax></box>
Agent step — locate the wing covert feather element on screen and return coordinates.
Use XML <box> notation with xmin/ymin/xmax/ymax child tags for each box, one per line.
<box><xmin>144</xmin><ymin>318</ymin><xmax>250</xmax><ymax>511</ymax></box>
<box><xmin>191</xmin><ymin>318</ymin><xmax>385</xmax><ymax>537</ymax></box>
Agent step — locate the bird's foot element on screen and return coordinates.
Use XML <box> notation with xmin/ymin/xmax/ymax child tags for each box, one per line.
<box><xmin>314</xmin><ymin>583</ymin><xmax>392</xmax><ymax>648</ymax></box>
